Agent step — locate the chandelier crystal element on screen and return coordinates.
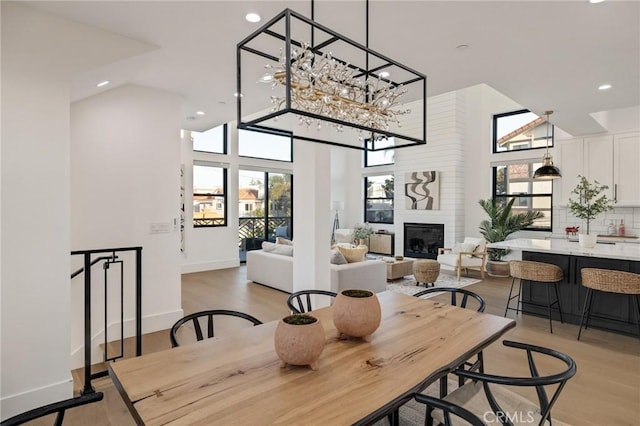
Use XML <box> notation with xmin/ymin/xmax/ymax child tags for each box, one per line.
<box><xmin>262</xmin><ymin>43</ymin><xmax>410</xmax><ymax>134</ymax></box>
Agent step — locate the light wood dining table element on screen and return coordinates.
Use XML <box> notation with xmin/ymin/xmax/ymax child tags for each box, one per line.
<box><xmin>109</xmin><ymin>291</ymin><xmax>515</xmax><ymax>425</ymax></box>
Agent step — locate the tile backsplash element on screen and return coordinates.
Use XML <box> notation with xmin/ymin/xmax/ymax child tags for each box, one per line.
<box><xmin>553</xmin><ymin>206</ymin><xmax>640</xmax><ymax>237</ymax></box>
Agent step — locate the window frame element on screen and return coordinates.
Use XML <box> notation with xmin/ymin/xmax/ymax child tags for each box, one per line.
<box><xmin>364</xmin><ymin>174</ymin><xmax>394</xmax><ymax>224</ymax></box>
<box><xmin>491</xmin><ymin>163</ymin><xmax>552</xmax><ymax>232</ymax></box>
<box><xmin>492</xmin><ymin>109</ymin><xmax>554</xmax><ymax>154</ymax></box>
<box><xmin>192</xmin><ymin>123</ymin><xmax>228</xmax><ymax>154</ymax></box>
<box><xmin>193</xmin><ymin>164</ymin><xmax>228</xmax><ymax>228</ymax></box>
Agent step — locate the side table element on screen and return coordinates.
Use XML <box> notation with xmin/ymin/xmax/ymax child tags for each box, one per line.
<box><xmin>386</xmin><ymin>259</ymin><xmax>415</xmax><ymax>281</ymax></box>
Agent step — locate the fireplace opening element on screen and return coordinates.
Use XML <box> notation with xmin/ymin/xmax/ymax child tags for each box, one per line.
<box><xmin>404</xmin><ymin>223</ymin><xmax>444</xmax><ymax>259</ymax></box>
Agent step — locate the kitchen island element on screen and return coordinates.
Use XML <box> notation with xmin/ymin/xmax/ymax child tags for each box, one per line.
<box><xmin>487</xmin><ymin>238</ymin><xmax>640</xmax><ymax>336</ymax></box>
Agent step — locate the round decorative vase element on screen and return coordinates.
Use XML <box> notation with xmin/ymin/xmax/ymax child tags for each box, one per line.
<box><xmin>332</xmin><ymin>289</ymin><xmax>381</xmax><ymax>342</ymax></box>
<box><xmin>579</xmin><ymin>233</ymin><xmax>598</xmax><ymax>249</ymax></box>
<box><xmin>356</xmin><ymin>240</ymin><xmax>369</xmax><ymax>252</ymax></box>
<box><xmin>486</xmin><ymin>260</ymin><xmax>511</xmax><ymax>278</ymax></box>
<box><xmin>274</xmin><ymin>314</ymin><xmax>325</xmax><ymax>371</ymax></box>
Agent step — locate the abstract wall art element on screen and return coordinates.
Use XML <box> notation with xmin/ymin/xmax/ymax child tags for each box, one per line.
<box><xmin>405</xmin><ymin>171</ymin><xmax>439</xmax><ymax>210</ymax></box>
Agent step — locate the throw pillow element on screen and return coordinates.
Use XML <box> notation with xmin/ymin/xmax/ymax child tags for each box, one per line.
<box><xmin>276</xmin><ymin>237</ymin><xmax>293</xmax><ymax>245</ymax></box>
<box><xmin>337</xmin><ymin>246</ymin><xmax>367</xmax><ymax>263</ymax></box>
<box><xmin>463</xmin><ymin>237</ymin><xmax>485</xmax><ymax>258</ymax></box>
<box><xmin>272</xmin><ymin>244</ymin><xmax>294</xmax><ymax>256</ymax></box>
<box><xmin>262</xmin><ymin>241</ymin><xmax>278</xmax><ymax>252</ymax></box>
<box><xmin>452</xmin><ymin>242</ymin><xmax>477</xmax><ymax>258</ymax></box>
<box><xmin>334</xmin><ymin>242</ymin><xmax>355</xmax><ymax>249</ymax></box>
<box><xmin>330</xmin><ymin>248</ymin><xmax>348</xmax><ymax>265</ymax></box>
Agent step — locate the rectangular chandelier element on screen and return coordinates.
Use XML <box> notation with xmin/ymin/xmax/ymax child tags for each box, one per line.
<box><xmin>237</xmin><ymin>8</ymin><xmax>426</xmax><ymax>151</ymax></box>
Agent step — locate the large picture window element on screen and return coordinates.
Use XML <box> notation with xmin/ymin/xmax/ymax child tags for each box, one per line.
<box><xmin>365</xmin><ymin>175</ymin><xmax>394</xmax><ymax>224</ymax></box>
<box><xmin>493</xmin><ymin>162</ymin><xmax>552</xmax><ymax>231</ymax></box>
<box><xmin>238</xmin><ymin>129</ymin><xmax>292</xmax><ymax>162</ymax></box>
<box><xmin>493</xmin><ymin>109</ymin><xmax>553</xmax><ymax>153</ymax></box>
<box><xmin>193</xmin><ymin>164</ymin><xmax>227</xmax><ymax>227</ymax></box>
<box><xmin>365</xmin><ymin>137</ymin><xmax>395</xmax><ymax>167</ymax></box>
<box><xmin>192</xmin><ymin>124</ymin><xmax>227</xmax><ymax>154</ymax></box>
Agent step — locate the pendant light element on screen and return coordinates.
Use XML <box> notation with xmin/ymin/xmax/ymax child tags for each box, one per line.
<box><xmin>533</xmin><ymin>110</ymin><xmax>561</xmax><ymax>179</ymax></box>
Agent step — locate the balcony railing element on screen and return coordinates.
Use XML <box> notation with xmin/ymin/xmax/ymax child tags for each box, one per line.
<box><xmin>193</xmin><ymin>217</ymin><xmax>225</xmax><ymax>227</ymax></box>
<box><xmin>238</xmin><ymin>216</ymin><xmax>291</xmax><ymax>248</ymax></box>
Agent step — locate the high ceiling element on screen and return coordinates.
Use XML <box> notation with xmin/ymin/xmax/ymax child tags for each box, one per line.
<box><xmin>25</xmin><ymin>0</ymin><xmax>640</xmax><ymax>136</ymax></box>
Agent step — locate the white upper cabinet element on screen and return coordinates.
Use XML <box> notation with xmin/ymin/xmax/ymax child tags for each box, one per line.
<box><xmin>555</xmin><ymin>131</ymin><xmax>640</xmax><ymax>206</ymax></box>
<box><xmin>584</xmin><ymin>135</ymin><xmax>614</xmax><ymax>200</ymax></box>
<box><xmin>613</xmin><ymin>132</ymin><xmax>640</xmax><ymax>206</ymax></box>
<box><xmin>555</xmin><ymin>138</ymin><xmax>584</xmax><ymax>206</ymax></box>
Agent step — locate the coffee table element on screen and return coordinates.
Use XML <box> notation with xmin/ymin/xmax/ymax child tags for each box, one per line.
<box><xmin>386</xmin><ymin>258</ymin><xmax>415</xmax><ymax>281</ymax></box>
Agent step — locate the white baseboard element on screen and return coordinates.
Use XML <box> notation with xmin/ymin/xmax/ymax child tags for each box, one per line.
<box><xmin>1</xmin><ymin>378</ymin><xmax>73</xmax><ymax>421</ymax></box>
<box><xmin>69</xmin><ymin>309</ymin><xmax>183</xmax><ymax>369</ymax></box>
<box><xmin>181</xmin><ymin>258</ymin><xmax>239</xmax><ymax>274</ymax></box>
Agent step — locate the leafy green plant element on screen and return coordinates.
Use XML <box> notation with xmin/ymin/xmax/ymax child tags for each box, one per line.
<box><xmin>353</xmin><ymin>223</ymin><xmax>374</xmax><ymax>240</ymax></box>
<box><xmin>567</xmin><ymin>175</ymin><xmax>615</xmax><ymax>235</ymax></box>
<box><xmin>478</xmin><ymin>198</ymin><xmax>544</xmax><ymax>261</ymax></box>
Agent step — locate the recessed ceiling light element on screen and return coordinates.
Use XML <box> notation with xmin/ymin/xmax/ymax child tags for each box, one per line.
<box><xmin>234</xmin><ymin>92</ymin><xmax>243</xmax><ymax>97</ymax></box>
<box><xmin>456</xmin><ymin>44</ymin><xmax>469</xmax><ymax>50</ymax></box>
<box><xmin>379</xmin><ymin>71</ymin><xmax>390</xmax><ymax>78</ymax></box>
<box><xmin>196</xmin><ymin>111</ymin><xmax>206</xmax><ymax>116</ymax></box>
<box><xmin>186</xmin><ymin>116</ymin><xmax>196</xmax><ymax>121</ymax></box>
<box><xmin>589</xmin><ymin>0</ymin><xmax>605</xmax><ymax>4</ymax></box>
<box><xmin>245</xmin><ymin>13</ymin><xmax>261</xmax><ymax>23</ymax></box>
<box><xmin>96</xmin><ymin>80</ymin><xmax>110</xmax><ymax>87</ymax></box>
<box><xmin>598</xmin><ymin>84</ymin><xmax>612</xmax><ymax>91</ymax></box>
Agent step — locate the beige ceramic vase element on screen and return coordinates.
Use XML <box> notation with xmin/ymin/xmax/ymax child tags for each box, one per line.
<box><xmin>274</xmin><ymin>314</ymin><xmax>325</xmax><ymax>370</ymax></box>
<box><xmin>332</xmin><ymin>289</ymin><xmax>381</xmax><ymax>342</ymax></box>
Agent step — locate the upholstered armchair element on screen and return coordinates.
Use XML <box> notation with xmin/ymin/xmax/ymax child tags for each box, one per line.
<box><xmin>437</xmin><ymin>237</ymin><xmax>487</xmax><ymax>280</ymax></box>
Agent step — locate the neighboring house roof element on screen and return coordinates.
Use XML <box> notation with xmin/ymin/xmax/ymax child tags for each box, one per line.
<box><xmin>239</xmin><ymin>188</ymin><xmax>260</xmax><ymax>201</ymax></box>
<box><xmin>497</xmin><ymin>117</ymin><xmax>546</xmax><ymax>146</ymax></box>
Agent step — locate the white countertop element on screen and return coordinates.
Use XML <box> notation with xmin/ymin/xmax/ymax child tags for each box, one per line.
<box><xmin>549</xmin><ymin>234</ymin><xmax>640</xmax><ymax>244</ymax></box>
<box><xmin>487</xmin><ymin>238</ymin><xmax>640</xmax><ymax>261</ymax></box>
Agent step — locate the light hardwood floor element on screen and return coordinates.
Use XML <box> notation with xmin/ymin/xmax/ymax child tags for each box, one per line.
<box><xmin>29</xmin><ymin>267</ymin><xmax>640</xmax><ymax>425</ymax></box>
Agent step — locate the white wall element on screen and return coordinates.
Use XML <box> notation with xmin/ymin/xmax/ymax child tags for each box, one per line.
<box><xmin>1</xmin><ymin>57</ymin><xmax>75</xmax><ymax>420</ymax></box>
<box><xmin>70</xmin><ymin>85</ymin><xmax>184</xmax><ymax>367</ymax></box>
<box><xmin>1</xmin><ymin>3</ymin><xmax>158</xmax><ymax>418</ymax></box>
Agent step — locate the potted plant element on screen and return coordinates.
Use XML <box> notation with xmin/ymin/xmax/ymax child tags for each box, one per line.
<box><xmin>478</xmin><ymin>198</ymin><xmax>543</xmax><ymax>277</ymax></box>
<box><xmin>332</xmin><ymin>289</ymin><xmax>381</xmax><ymax>342</ymax></box>
<box><xmin>352</xmin><ymin>223</ymin><xmax>374</xmax><ymax>247</ymax></box>
<box><xmin>567</xmin><ymin>175</ymin><xmax>615</xmax><ymax>248</ymax></box>
<box><xmin>274</xmin><ymin>314</ymin><xmax>325</xmax><ymax>370</ymax></box>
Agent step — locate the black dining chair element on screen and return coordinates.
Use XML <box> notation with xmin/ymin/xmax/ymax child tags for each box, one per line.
<box><xmin>422</xmin><ymin>340</ymin><xmax>577</xmax><ymax>426</ymax></box>
<box><xmin>286</xmin><ymin>289</ymin><xmax>337</xmax><ymax>314</ymax></box>
<box><xmin>170</xmin><ymin>309</ymin><xmax>263</xmax><ymax>347</ymax></box>
<box><xmin>0</xmin><ymin>392</ymin><xmax>103</xmax><ymax>426</ymax></box>
<box><xmin>413</xmin><ymin>394</ymin><xmax>485</xmax><ymax>426</ymax></box>
<box><xmin>413</xmin><ymin>287</ymin><xmax>486</xmax><ymax>312</ymax></box>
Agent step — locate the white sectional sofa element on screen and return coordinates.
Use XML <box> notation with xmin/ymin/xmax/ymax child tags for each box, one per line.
<box><xmin>246</xmin><ymin>249</ymin><xmax>387</xmax><ymax>294</ymax></box>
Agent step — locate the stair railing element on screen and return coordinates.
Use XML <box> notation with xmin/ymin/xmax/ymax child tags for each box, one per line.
<box><xmin>70</xmin><ymin>246</ymin><xmax>142</xmax><ymax>395</ymax></box>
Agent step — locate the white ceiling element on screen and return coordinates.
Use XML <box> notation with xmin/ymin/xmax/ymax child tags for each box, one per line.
<box><xmin>25</xmin><ymin>0</ymin><xmax>640</xmax><ymax>136</ymax></box>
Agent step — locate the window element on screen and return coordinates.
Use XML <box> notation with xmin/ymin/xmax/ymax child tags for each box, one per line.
<box><xmin>493</xmin><ymin>162</ymin><xmax>551</xmax><ymax>231</ymax></box>
<box><xmin>365</xmin><ymin>175</ymin><xmax>394</xmax><ymax>224</ymax></box>
<box><xmin>493</xmin><ymin>109</ymin><xmax>553</xmax><ymax>153</ymax></box>
<box><xmin>238</xmin><ymin>129</ymin><xmax>292</xmax><ymax>162</ymax></box>
<box><xmin>193</xmin><ymin>164</ymin><xmax>227</xmax><ymax>227</ymax></box>
<box><xmin>192</xmin><ymin>124</ymin><xmax>227</xmax><ymax>154</ymax></box>
<box><xmin>365</xmin><ymin>137</ymin><xmax>395</xmax><ymax>167</ymax></box>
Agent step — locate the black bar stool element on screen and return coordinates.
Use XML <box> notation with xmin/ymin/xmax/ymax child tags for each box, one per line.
<box><xmin>505</xmin><ymin>260</ymin><xmax>564</xmax><ymax>333</ymax></box>
<box><xmin>578</xmin><ymin>268</ymin><xmax>640</xmax><ymax>340</ymax></box>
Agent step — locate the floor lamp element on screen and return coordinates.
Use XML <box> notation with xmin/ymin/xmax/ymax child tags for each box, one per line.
<box><xmin>331</xmin><ymin>201</ymin><xmax>344</xmax><ymax>245</ymax></box>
